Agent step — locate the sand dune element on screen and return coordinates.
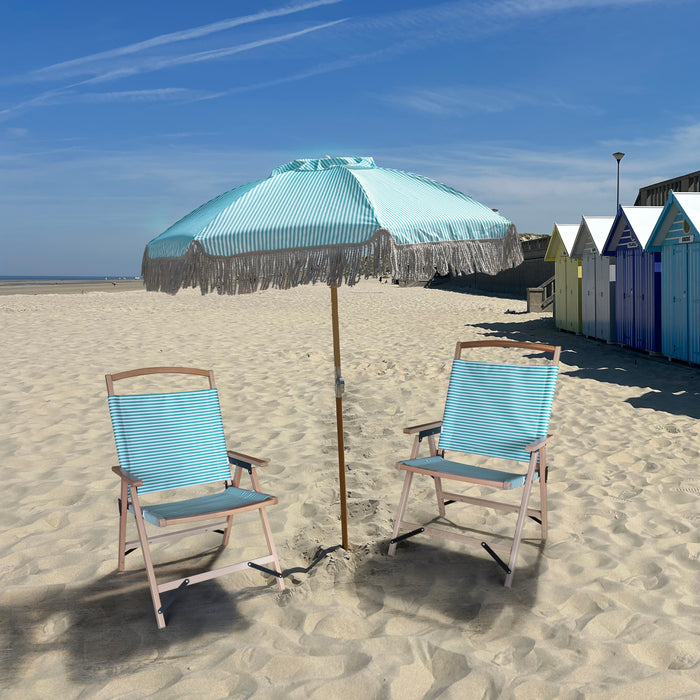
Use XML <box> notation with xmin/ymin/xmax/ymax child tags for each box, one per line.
<box><xmin>1</xmin><ymin>280</ymin><xmax>699</xmax><ymax>698</ymax></box>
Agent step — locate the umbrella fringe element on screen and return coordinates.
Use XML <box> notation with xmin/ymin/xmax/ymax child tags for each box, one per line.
<box><xmin>142</xmin><ymin>225</ymin><xmax>522</xmax><ymax>295</ymax></box>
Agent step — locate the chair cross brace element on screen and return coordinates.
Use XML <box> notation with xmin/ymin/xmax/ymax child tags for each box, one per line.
<box><xmin>389</xmin><ymin>527</ymin><xmax>425</xmax><ymax>545</ymax></box>
<box><xmin>248</xmin><ymin>561</ymin><xmax>283</xmax><ymax>579</ymax></box>
<box><xmin>157</xmin><ymin>578</ymin><xmax>190</xmax><ymax>615</ymax></box>
<box><xmin>481</xmin><ymin>542</ymin><xmax>512</xmax><ymax>574</ymax></box>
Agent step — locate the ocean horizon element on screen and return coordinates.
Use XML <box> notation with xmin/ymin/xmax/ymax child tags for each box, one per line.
<box><xmin>0</xmin><ymin>275</ymin><xmax>141</xmax><ymax>282</ymax></box>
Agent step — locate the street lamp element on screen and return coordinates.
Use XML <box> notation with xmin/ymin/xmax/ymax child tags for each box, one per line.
<box><xmin>613</xmin><ymin>152</ymin><xmax>625</xmax><ymax>209</ymax></box>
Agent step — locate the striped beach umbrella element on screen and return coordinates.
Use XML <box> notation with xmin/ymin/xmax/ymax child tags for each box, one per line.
<box><xmin>143</xmin><ymin>156</ymin><xmax>522</xmax><ymax>549</ymax></box>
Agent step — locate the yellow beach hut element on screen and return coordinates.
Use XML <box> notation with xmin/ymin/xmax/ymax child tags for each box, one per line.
<box><xmin>545</xmin><ymin>223</ymin><xmax>582</xmax><ymax>333</ymax></box>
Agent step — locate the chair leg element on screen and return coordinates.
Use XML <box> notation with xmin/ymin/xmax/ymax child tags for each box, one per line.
<box><xmin>258</xmin><ymin>507</ymin><xmax>285</xmax><ymax>591</ymax></box>
<box><xmin>222</xmin><ymin>514</ymin><xmax>234</xmax><ymax>546</ymax></box>
<box><xmin>131</xmin><ymin>491</ymin><xmax>166</xmax><ymax>629</ymax></box>
<box><xmin>434</xmin><ymin>476</ymin><xmax>446</xmax><ymax>517</ymax></box>
<box><xmin>538</xmin><ymin>450</ymin><xmax>548</xmax><ymax>541</ymax></box>
<box><xmin>504</xmin><ymin>455</ymin><xmax>538</xmax><ymax>588</ymax></box>
<box><xmin>388</xmin><ymin>470</ymin><xmax>414</xmax><ymax>556</ymax></box>
<box><xmin>118</xmin><ymin>481</ymin><xmax>129</xmax><ymax>572</ymax></box>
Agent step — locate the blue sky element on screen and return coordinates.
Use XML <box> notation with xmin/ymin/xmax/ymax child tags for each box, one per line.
<box><xmin>1</xmin><ymin>0</ymin><xmax>699</xmax><ymax>276</ymax></box>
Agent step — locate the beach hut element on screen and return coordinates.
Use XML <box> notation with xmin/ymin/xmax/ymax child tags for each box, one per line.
<box><xmin>647</xmin><ymin>191</ymin><xmax>700</xmax><ymax>363</ymax></box>
<box><xmin>545</xmin><ymin>223</ymin><xmax>581</xmax><ymax>333</ymax></box>
<box><xmin>571</xmin><ymin>216</ymin><xmax>616</xmax><ymax>342</ymax></box>
<box><xmin>602</xmin><ymin>206</ymin><xmax>662</xmax><ymax>352</ymax></box>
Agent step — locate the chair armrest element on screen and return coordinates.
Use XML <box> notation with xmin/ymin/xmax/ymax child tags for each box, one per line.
<box><xmin>111</xmin><ymin>465</ymin><xmax>143</xmax><ymax>487</ymax></box>
<box><xmin>525</xmin><ymin>435</ymin><xmax>552</xmax><ymax>452</ymax></box>
<box><xmin>227</xmin><ymin>450</ymin><xmax>269</xmax><ymax>469</ymax></box>
<box><xmin>403</xmin><ymin>421</ymin><xmax>442</xmax><ymax>435</ymax></box>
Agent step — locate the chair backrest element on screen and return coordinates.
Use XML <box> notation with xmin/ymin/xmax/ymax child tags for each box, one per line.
<box><xmin>106</xmin><ymin>368</ymin><xmax>231</xmax><ymax>494</ymax></box>
<box><xmin>438</xmin><ymin>341</ymin><xmax>560</xmax><ymax>462</ymax></box>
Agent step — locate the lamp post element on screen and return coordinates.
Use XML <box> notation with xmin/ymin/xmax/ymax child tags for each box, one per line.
<box><xmin>613</xmin><ymin>152</ymin><xmax>625</xmax><ymax>209</ymax></box>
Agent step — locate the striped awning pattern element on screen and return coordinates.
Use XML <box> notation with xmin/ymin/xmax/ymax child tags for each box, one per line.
<box><xmin>438</xmin><ymin>359</ymin><xmax>559</xmax><ymax>463</ymax></box>
<box><xmin>108</xmin><ymin>388</ymin><xmax>231</xmax><ymax>494</ymax></box>
<box><xmin>143</xmin><ymin>156</ymin><xmax>522</xmax><ymax>294</ymax></box>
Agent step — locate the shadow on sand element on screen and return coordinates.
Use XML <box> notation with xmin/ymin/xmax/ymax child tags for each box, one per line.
<box><xmin>471</xmin><ymin>316</ymin><xmax>700</xmax><ymax>420</ymax></box>
<box><xmin>353</xmin><ymin>521</ymin><xmax>544</xmax><ymax>627</ymax></box>
<box><xmin>0</xmin><ymin>547</ymin><xmax>281</xmax><ymax>685</ymax></box>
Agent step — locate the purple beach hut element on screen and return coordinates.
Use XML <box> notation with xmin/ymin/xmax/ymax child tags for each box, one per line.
<box><xmin>602</xmin><ymin>205</ymin><xmax>663</xmax><ymax>352</ymax></box>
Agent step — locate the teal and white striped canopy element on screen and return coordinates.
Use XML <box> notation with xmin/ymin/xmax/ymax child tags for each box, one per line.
<box><xmin>143</xmin><ymin>156</ymin><xmax>522</xmax><ymax>294</ymax></box>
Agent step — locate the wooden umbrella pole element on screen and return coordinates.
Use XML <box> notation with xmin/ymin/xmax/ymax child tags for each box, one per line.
<box><xmin>330</xmin><ymin>285</ymin><xmax>349</xmax><ymax>550</ymax></box>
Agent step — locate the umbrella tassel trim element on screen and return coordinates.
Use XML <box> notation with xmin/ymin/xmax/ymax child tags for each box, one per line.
<box><xmin>142</xmin><ymin>226</ymin><xmax>522</xmax><ymax>295</ymax></box>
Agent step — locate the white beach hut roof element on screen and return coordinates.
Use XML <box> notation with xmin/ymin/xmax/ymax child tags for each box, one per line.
<box><xmin>572</xmin><ymin>216</ymin><xmax>615</xmax><ymax>257</ymax></box>
<box><xmin>620</xmin><ymin>206</ymin><xmax>663</xmax><ymax>248</ymax></box>
<box><xmin>545</xmin><ymin>223</ymin><xmax>579</xmax><ymax>260</ymax></box>
<box><xmin>604</xmin><ymin>206</ymin><xmax>663</xmax><ymax>253</ymax></box>
<box><xmin>674</xmin><ymin>192</ymin><xmax>700</xmax><ymax>226</ymax></box>
<box><xmin>648</xmin><ymin>191</ymin><xmax>700</xmax><ymax>250</ymax></box>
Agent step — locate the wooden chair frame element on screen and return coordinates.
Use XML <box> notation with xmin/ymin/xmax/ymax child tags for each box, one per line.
<box><xmin>106</xmin><ymin>367</ymin><xmax>285</xmax><ymax>629</ymax></box>
<box><xmin>388</xmin><ymin>341</ymin><xmax>561</xmax><ymax>587</ymax></box>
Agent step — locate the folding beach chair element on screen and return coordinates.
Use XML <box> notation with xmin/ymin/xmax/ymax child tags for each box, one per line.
<box><xmin>106</xmin><ymin>367</ymin><xmax>285</xmax><ymax>629</ymax></box>
<box><xmin>388</xmin><ymin>341</ymin><xmax>560</xmax><ymax>586</ymax></box>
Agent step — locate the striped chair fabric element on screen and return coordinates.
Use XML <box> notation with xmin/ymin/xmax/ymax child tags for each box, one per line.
<box><xmin>398</xmin><ymin>456</ymin><xmax>530</xmax><ymax>489</ymax></box>
<box><xmin>438</xmin><ymin>359</ymin><xmax>559</xmax><ymax>462</ymax></box>
<box><xmin>440</xmin><ymin>359</ymin><xmax>559</xmax><ymax>462</ymax></box>
<box><xmin>137</xmin><ymin>487</ymin><xmax>272</xmax><ymax>526</ymax></box>
<box><xmin>108</xmin><ymin>388</ymin><xmax>233</xmax><ymax>494</ymax></box>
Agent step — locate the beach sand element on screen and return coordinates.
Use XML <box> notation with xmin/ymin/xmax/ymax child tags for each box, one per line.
<box><xmin>1</xmin><ymin>279</ymin><xmax>699</xmax><ymax>698</ymax></box>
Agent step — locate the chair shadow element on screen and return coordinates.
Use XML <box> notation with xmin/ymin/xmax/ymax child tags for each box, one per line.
<box><xmin>0</xmin><ymin>547</ymin><xmax>274</xmax><ymax>685</ymax></box>
<box><xmin>353</xmin><ymin>529</ymin><xmax>544</xmax><ymax>629</ymax></box>
<box><xmin>472</xmin><ymin>317</ymin><xmax>700</xmax><ymax>419</ymax></box>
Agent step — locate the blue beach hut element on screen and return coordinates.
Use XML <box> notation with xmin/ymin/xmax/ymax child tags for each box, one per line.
<box><xmin>647</xmin><ymin>192</ymin><xmax>700</xmax><ymax>363</ymax></box>
<box><xmin>571</xmin><ymin>216</ymin><xmax>616</xmax><ymax>342</ymax></box>
<box><xmin>545</xmin><ymin>223</ymin><xmax>581</xmax><ymax>333</ymax></box>
<box><xmin>603</xmin><ymin>206</ymin><xmax>663</xmax><ymax>352</ymax></box>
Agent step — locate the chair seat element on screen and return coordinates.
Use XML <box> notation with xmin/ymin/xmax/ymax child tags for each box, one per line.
<box><xmin>399</xmin><ymin>456</ymin><xmax>535</xmax><ymax>490</ymax></box>
<box><xmin>131</xmin><ymin>486</ymin><xmax>274</xmax><ymax>526</ymax></box>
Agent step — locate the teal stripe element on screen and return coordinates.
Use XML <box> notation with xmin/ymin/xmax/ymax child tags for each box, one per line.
<box><xmin>401</xmin><ymin>456</ymin><xmax>533</xmax><ymax>489</ymax></box>
<box><xmin>134</xmin><ymin>486</ymin><xmax>272</xmax><ymax>525</ymax></box>
<box><xmin>439</xmin><ymin>360</ymin><xmax>558</xmax><ymax>462</ymax></box>
<box><xmin>146</xmin><ymin>158</ymin><xmax>511</xmax><ymax>260</ymax></box>
<box><xmin>108</xmin><ymin>388</ymin><xmax>231</xmax><ymax>494</ymax></box>
<box><xmin>354</xmin><ymin>167</ymin><xmax>510</xmax><ymax>244</ymax></box>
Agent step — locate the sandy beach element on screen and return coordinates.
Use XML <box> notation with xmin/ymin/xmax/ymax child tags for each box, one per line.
<box><xmin>1</xmin><ymin>279</ymin><xmax>699</xmax><ymax>698</ymax></box>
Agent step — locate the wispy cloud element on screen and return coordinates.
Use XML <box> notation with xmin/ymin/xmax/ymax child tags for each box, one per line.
<box><xmin>77</xmin><ymin>20</ymin><xmax>347</xmax><ymax>85</ymax></box>
<box><xmin>20</xmin><ymin>0</ymin><xmax>343</xmax><ymax>83</ymax></box>
<box><xmin>0</xmin><ymin>0</ymin><xmax>672</xmax><ymax>125</ymax></box>
<box><xmin>70</xmin><ymin>88</ymin><xmax>208</xmax><ymax>103</ymax></box>
<box><xmin>382</xmin><ymin>86</ymin><xmax>601</xmax><ymax>116</ymax></box>
<box><xmin>0</xmin><ymin>20</ymin><xmax>346</xmax><ymax>121</ymax></box>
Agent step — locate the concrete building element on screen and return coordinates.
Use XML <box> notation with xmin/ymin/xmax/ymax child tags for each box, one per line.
<box><xmin>634</xmin><ymin>170</ymin><xmax>700</xmax><ymax>206</ymax></box>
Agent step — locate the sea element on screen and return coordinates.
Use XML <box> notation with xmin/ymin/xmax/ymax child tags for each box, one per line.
<box><xmin>0</xmin><ymin>275</ymin><xmax>141</xmax><ymax>284</ymax></box>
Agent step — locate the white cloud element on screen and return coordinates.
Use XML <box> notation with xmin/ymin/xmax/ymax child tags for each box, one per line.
<box><xmin>383</xmin><ymin>86</ymin><xmax>601</xmax><ymax>116</ymax></box>
<box><xmin>20</xmin><ymin>0</ymin><xmax>344</xmax><ymax>83</ymax></box>
<box><xmin>77</xmin><ymin>20</ymin><xmax>346</xmax><ymax>86</ymax></box>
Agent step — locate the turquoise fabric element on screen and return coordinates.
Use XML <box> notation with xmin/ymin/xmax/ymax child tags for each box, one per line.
<box><xmin>146</xmin><ymin>157</ymin><xmax>512</xmax><ymax>260</ymax></box>
<box><xmin>439</xmin><ymin>360</ymin><xmax>558</xmax><ymax>462</ymax></box>
<box><xmin>108</xmin><ymin>388</ymin><xmax>231</xmax><ymax>494</ymax></box>
<box><xmin>132</xmin><ymin>487</ymin><xmax>272</xmax><ymax>526</ymax></box>
<box><xmin>400</xmin><ymin>456</ymin><xmax>534</xmax><ymax>489</ymax></box>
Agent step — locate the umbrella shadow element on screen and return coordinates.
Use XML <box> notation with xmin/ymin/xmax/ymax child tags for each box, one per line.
<box><xmin>353</xmin><ymin>525</ymin><xmax>544</xmax><ymax>629</ymax></box>
<box><xmin>472</xmin><ymin>317</ymin><xmax>700</xmax><ymax>419</ymax></box>
<box><xmin>0</xmin><ymin>547</ymin><xmax>277</xmax><ymax>685</ymax></box>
